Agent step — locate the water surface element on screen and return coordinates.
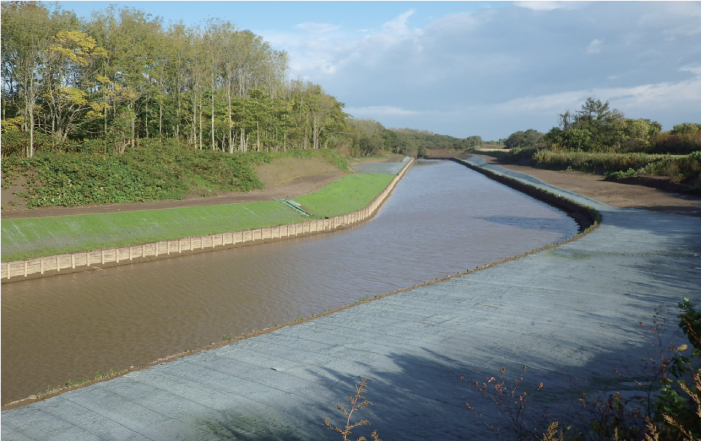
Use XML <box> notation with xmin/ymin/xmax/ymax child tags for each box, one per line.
<box><xmin>1</xmin><ymin>160</ymin><xmax>578</xmax><ymax>403</ymax></box>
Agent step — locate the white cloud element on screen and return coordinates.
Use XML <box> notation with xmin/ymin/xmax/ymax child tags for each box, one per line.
<box><xmin>346</xmin><ymin>105</ymin><xmax>421</xmax><ymax>118</ymax></box>
<box><xmin>294</xmin><ymin>23</ymin><xmax>340</xmax><ymax>34</ymax></box>
<box><xmin>680</xmin><ymin>66</ymin><xmax>701</xmax><ymax>76</ymax></box>
<box><xmin>515</xmin><ymin>2</ymin><xmax>572</xmax><ymax>12</ymax></box>
<box><xmin>262</xmin><ymin>3</ymin><xmax>701</xmax><ymax>138</ymax></box>
<box><xmin>585</xmin><ymin>38</ymin><xmax>603</xmax><ymax>54</ymax></box>
<box><xmin>382</xmin><ymin>10</ymin><xmax>416</xmax><ymax>36</ymax></box>
<box><xmin>514</xmin><ymin>0</ymin><xmax>589</xmax><ymax>11</ymax></box>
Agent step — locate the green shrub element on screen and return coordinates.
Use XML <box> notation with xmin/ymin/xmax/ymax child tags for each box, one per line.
<box><xmin>648</xmin><ymin>131</ymin><xmax>701</xmax><ymax>155</ymax></box>
<box><xmin>502</xmin><ymin>146</ymin><xmax>540</xmax><ymax>163</ymax></box>
<box><xmin>1</xmin><ymin>143</ymin><xmax>351</xmax><ymax>209</ymax></box>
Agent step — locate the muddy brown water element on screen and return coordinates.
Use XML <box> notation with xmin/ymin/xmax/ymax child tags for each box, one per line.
<box><xmin>1</xmin><ymin>160</ymin><xmax>579</xmax><ymax>404</ymax></box>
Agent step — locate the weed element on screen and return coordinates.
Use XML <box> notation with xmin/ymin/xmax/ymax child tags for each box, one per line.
<box><xmin>29</xmin><ymin>367</ymin><xmax>122</xmax><ymax>402</ymax></box>
<box><xmin>465</xmin><ymin>366</ymin><xmax>547</xmax><ymax>441</ymax></box>
<box><xmin>466</xmin><ymin>301</ymin><xmax>701</xmax><ymax>440</ymax></box>
<box><xmin>324</xmin><ymin>378</ymin><xmax>381</xmax><ymax>441</ymax></box>
<box><xmin>360</xmin><ymin>295</ymin><xmax>369</xmax><ymax>302</ymax></box>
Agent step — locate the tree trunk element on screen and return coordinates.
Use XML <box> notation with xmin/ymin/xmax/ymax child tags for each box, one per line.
<box><xmin>211</xmin><ymin>86</ymin><xmax>215</xmax><ymax>150</ymax></box>
<box><xmin>228</xmin><ymin>87</ymin><xmax>233</xmax><ymax>153</ymax></box>
<box><xmin>240</xmin><ymin>127</ymin><xmax>245</xmax><ymax>152</ymax></box>
<box><xmin>199</xmin><ymin>99</ymin><xmax>203</xmax><ymax>150</ymax></box>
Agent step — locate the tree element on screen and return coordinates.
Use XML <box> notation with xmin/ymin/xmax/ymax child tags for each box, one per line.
<box><xmin>671</xmin><ymin>123</ymin><xmax>701</xmax><ymax>136</ymax></box>
<box><xmin>42</xmin><ymin>30</ymin><xmax>108</xmax><ymax>142</ymax></box>
<box><xmin>465</xmin><ymin>135</ymin><xmax>482</xmax><ymax>149</ymax></box>
<box><xmin>504</xmin><ymin>130</ymin><xmax>542</xmax><ymax>149</ymax></box>
<box><xmin>1</xmin><ymin>2</ymin><xmax>66</xmax><ymax>156</ymax></box>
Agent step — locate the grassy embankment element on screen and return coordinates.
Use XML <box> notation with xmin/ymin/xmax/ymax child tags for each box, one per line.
<box><xmin>2</xmin><ymin>141</ymin><xmax>399</xmax><ymax>261</ymax></box>
<box><xmin>1</xmin><ymin>139</ymin><xmax>350</xmax><ymax>209</ymax></box>
<box><xmin>1</xmin><ymin>173</ymin><xmax>395</xmax><ymax>262</ymax></box>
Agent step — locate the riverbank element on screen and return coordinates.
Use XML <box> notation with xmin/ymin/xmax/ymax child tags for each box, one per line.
<box><xmin>1</xmin><ymin>159</ymin><xmax>411</xmax><ymax>280</ymax></box>
<box><xmin>4</xmin><ymin>159</ymin><xmax>697</xmax><ymax>440</ymax></box>
<box><xmin>1</xmin><ymin>154</ymin><xmax>405</xmax><ymax>261</ymax></box>
<box><xmin>472</xmin><ymin>152</ymin><xmax>701</xmax><ymax>217</ymax></box>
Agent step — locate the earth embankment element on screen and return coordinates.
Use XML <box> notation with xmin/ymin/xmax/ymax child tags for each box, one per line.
<box><xmin>472</xmin><ymin>153</ymin><xmax>701</xmax><ymax>217</ymax></box>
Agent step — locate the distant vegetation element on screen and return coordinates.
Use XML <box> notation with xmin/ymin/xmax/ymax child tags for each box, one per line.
<box><xmin>492</xmin><ymin>98</ymin><xmax>701</xmax><ymax>192</ymax></box>
<box><xmin>346</xmin><ymin>119</ymin><xmax>479</xmax><ymax>157</ymax></box>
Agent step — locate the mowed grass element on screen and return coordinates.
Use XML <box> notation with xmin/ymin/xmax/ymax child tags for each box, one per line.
<box><xmin>294</xmin><ymin>174</ymin><xmax>394</xmax><ymax>218</ymax></box>
<box><xmin>1</xmin><ymin>173</ymin><xmax>396</xmax><ymax>262</ymax></box>
<box><xmin>1</xmin><ymin>201</ymin><xmax>305</xmax><ymax>262</ymax></box>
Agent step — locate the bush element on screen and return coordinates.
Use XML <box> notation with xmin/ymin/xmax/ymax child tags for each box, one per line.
<box><xmin>1</xmin><ymin>131</ymin><xmax>58</xmax><ymax>157</ymax></box>
<box><xmin>648</xmin><ymin>132</ymin><xmax>701</xmax><ymax>155</ymax></box>
<box><xmin>1</xmin><ymin>144</ymin><xmax>351</xmax><ymax>208</ymax></box>
<box><xmin>502</xmin><ymin>147</ymin><xmax>540</xmax><ymax>163</ymax></box>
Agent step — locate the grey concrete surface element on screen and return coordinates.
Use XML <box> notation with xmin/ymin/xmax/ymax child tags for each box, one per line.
<box><xmin>351</xmin><ymin>157</ymin><xmax>410</xmax><ymax>175</ymax></box>
<box><xmin>3</xmin><ymin>159</ymin><xmax>700</xmax><ymax>440</ymax></box>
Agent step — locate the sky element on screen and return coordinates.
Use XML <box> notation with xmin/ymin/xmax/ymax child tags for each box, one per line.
<box><xmin>57</xmin><ymin>1</ymin><xmax>701</xmax><ymax>140</ymax></box>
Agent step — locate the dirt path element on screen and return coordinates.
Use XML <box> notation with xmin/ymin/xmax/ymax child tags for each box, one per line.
<box><xmin>473</xmin><ymin>154</ymin><xmax>701</xmax><ymax>217</ymax></box>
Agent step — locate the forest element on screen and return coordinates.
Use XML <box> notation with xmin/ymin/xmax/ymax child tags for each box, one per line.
<box><xmin>1</xmin><ymin>2</ymin><xmax>470</xmax><ymax>159</ymax></box>
<box><xmin>1</xmin><ymin>2</ymin><xmax>344</xmax><ymax>155</ymax></box>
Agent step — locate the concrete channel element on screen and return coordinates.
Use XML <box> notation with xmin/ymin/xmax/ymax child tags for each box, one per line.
<box><xmin>2</xmin><ymin>157</ymin><xmax>700</xmax><ymax>440</ymax></box>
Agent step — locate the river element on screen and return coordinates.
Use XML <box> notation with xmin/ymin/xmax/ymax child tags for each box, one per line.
<box><xmin>1</xmin><ymin>160</ymin><xmax>579</xmax><ymax>404</ymax></box>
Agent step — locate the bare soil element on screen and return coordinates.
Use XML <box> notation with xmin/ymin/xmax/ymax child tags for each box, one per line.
<box><xmin>473</xmin><ymin>154</ymin><xmax>701</xmax><ymax>217</ymax></box>
<box><xmin>1</xmin><ymin>157</ymin><xmax>347</xmax><ymax>219</ymax></box>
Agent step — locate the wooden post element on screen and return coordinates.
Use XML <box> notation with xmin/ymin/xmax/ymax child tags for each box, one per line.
<box><xmin>155</xmin><ymin>243</ymin><xmax>159</xmax><ymax>257</ymax></box>
<box><xmin>190</xmin><ymin>237</ymin><xmax>193</xmax><ymax>251</ymax></box>
<box><xmin>41</xmin><ymin>258</ymin><xmax>44</xmax><ymax>275</ymax></box>
<box><xmin>179</xmin><ymin>240</ymin><xmax>182</xmax><ymax>253</ymax></box>
<box><xmin>56</xmin><ymin>256</ymin><xmax>60</xmax><ymax>272</ymax></box>
<box><xmin>116</xmin><ymin>249</ymin><xmax>120</xmax><ymax>263</ymax></box>
<box><xmin>142</xmin><ymin>244</ymin><xmax>145</xmax><ymax>258</ymax></box>
<box><xmin>129</xmin><ymin>247</ymin><xmax>133</xmax><ymax>260</ymax></box>
<box><xmin>72</xmin><ymin>255</ymin><xmax>75</xmax><ymax>268</ymax></box>
<box><xmin>87</xmin><ymin>252</ymin><xmax>91</xmax><ymax>266</ymax></box>
<box><xmin>25</xmin><ymin>260</ymin><xmax>28</xmax><ymax>276</ymax></box>
<box><xmin>7</xmin><ymin>262</ymin><xmax>11</xmax><ymax>280</ymax></box>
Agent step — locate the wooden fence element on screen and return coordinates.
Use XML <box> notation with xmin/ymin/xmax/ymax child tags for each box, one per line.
<box><xmin>2</xmin><ymin>159</ymin><xmax>414</xmax><ymax>282</ymax></box>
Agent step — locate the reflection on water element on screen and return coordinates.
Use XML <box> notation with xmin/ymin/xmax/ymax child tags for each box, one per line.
<box><xmin>1</xmin><ymin>160</ymin><xmax>578</xmax><ymax>403</ymax></box>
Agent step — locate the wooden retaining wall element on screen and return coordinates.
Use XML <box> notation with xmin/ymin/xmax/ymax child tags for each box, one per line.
<box><xmin>2</xmin><ymin>159</ymin><xmax>414</xmax><ymax>282</ymax></box>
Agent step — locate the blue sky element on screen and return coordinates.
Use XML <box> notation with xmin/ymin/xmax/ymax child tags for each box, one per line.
<box><xmin>57</xmin><ymin>1</ymin><xmax>701</xmax><ymax>140</ymax></box>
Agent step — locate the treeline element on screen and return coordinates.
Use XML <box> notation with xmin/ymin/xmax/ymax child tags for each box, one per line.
<box><xmin>494</xmin><ymin>98</ymin><xmax>701</xmax><ymax>192</ymax></box>
<box><xmin>503</xmin><ymin>98</ymin><xmax>700</xmax><ymax>154</ymax></box>
<box><xmin>346</xmin><ymin>120</ymin><xmax>479</xmax><ymax>157</ymax></box>
<box><xmin>1</xmin><ymin>2</ymin><xmax>350</xmax><ymax>157</ymax></box>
